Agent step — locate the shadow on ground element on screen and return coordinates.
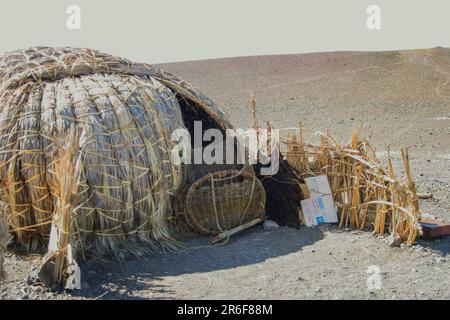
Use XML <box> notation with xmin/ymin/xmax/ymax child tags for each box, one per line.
<box><xmin>418</xmin><ymin>237</ymin><xmax>450</xmax><ymax>256</ymax></box>
<box><xmin>72</xmin><ymin>225</ymin><xmax>325</xmax><ymax>299</ymax></box>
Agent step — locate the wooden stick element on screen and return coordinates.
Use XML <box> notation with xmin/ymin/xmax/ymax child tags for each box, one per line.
<box><xmin>210</xmin><ymin>217</ymin><xmax>265</xmax><ymax>245</ymax></box>
<box><xmin>417</xmin><ymin>193</ymin><xmax>432</xmax><ymax>200</ymax></box>
<box><xmin>401</xmin><ymin>146</ymin><xmax>420</xmax><ymax>215</ymax></box>
<box><xmin>387</xmin><ymin>147</ymin><xmax>397</xmax><ymax>234</ymax></box>
<box><xmin>250</xmin><ymin>95</ymin><xmax>260</xmax><ymax>145</ymax></box>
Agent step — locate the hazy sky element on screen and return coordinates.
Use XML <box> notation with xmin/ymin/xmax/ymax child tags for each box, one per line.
<box><xmin>1</xmin><ymin>0</ymin><xmax>449</xmax><ymax>64</ymax></box>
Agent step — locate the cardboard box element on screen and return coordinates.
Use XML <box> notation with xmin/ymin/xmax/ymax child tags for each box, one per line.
<box><xmin>305</xmin><ymin>176</ymin><xmax>332</xmax><ymax>196</ymax></box>
<box><xmin>301</xmin><ymin>176</ymin><xmax>338</xmax><ymax>226</ymax></box>
<box><xmin>301</xmin><ymin>195</ymin><xmax>325</xmax><ymax>227</ymax></box>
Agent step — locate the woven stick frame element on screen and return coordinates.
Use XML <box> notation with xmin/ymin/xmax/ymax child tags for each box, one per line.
<box><xmin>184</xmin><ymin>169</ymin><xmax>266</xmax><ymax>235</ymax></box>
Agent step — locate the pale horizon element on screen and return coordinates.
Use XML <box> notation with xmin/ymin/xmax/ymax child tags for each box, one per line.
<box><xmin>1</xmin><ymin>0</ymin><xmax>450</xmax><ymax>64</ymax></box>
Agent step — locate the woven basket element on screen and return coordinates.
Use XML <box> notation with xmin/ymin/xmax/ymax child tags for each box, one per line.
<box><xmin>183</xmin><ymin>169</ymin><xmax>266</xmax><ymax>235</ymax></box>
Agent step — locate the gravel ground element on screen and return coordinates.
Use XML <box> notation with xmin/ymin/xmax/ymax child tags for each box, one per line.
<box><xmin>1</xmin><ymin>48</ymin><xmax>450</xmax><ymax>300</ymax></box>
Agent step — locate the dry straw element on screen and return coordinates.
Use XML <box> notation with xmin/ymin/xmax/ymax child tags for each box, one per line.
<box><xmin>283</xmin><ymin>124</ymin><xmax>422</xmax><ymax>243</ymax></box>
<box><xmin>0</xmin><ymin>47</ymin><xmax>232</xmax><ymax>260</ymax></box>
<box><xmin>0</xmin><ymin>209</ymin><xmax>8</xmax><ymax>280</ymax></box>
<box><xmin>45</xmin><ymin>128</ymin><xmax>84</xmax><ymax>285</ymax></box>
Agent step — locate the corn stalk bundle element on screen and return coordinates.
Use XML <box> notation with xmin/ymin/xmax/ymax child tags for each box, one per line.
<box><xmin>283</xmin><ymin>125</ymin><xmax>422</xmax><ymax>244</ymax></box>
<box><xmin>0</xmin><ymin>47</ymin><xmax>232</xmax><ymax>260</ymax></box>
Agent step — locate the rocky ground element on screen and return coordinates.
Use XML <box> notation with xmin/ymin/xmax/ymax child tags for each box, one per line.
<box><xmin>1</xmin><ymin>48</ymin><xmax>450</xmax><ymax>300</ymax></box>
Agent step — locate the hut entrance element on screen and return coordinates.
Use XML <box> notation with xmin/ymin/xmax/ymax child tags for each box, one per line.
<box><xmin>174</xmin><ymin>93</ymin><xmax>302</xmax><ymax>228</ymax></box>
<box><xmin>175</xmin><ymin>94</ymin><xmax>242</xmax><ymax>182</ymax></box>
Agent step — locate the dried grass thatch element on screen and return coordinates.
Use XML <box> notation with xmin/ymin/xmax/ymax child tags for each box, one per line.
<box><xmin>0</xmin><ymin>47</ymin><xmax>233</xmax><ymax>260</ymax></box>
<box><xmin>283</xmin><ymin>124</ymin><xmax>422</xmax><ymax>243</ymax></box>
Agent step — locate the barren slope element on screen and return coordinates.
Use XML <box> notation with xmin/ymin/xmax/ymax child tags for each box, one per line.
<box><xmin>159</xmin><ymin>48</ymin><xmax>450</xmax><ymax>152</ymax></box>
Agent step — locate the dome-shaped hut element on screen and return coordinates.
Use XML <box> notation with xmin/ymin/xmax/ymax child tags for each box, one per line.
<box><xmin>0</xmin><ymin>47</ymin><xmax>238</xmax><ymax>259</ymax></box>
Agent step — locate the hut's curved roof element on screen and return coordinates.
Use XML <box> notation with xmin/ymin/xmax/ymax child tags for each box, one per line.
<box><xmin>0</xmin><ymin>47</ymin><xmax>232</xmax><ymax>129</ymax></box>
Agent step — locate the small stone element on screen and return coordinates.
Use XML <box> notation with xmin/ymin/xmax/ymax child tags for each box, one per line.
<box><xmin>31</xmin><ymin>286</ymin><xmax>44</xmax><ymax>294</ymax></box>
<box><xmin>27</xmin><ymin>270</ymin><xmax>40</xmax><ymax>286</ymax></box>
<box><xmin>388</xmin><ymin>233</ymin><xmax>403</xmax><ymax>247</ymax></box>
<box><xmin>263</xmin><ymin>220</ymin><xmax>279</xmax><ymax>230</ymax></box>
<box><xmin>436</xmin><ymin>257</ymin><xmax>446</xmax><ymax>264</ymax></box>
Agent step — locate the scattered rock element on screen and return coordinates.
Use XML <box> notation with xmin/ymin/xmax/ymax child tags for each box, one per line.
<box><xmin>45</xmin><ymin>292</ymin><xmax>55</xmax><ymax>299</ymax></box>
<box><xmin>263</xmin><ymin>220</ymin><xmax>279</xmax><ymax>230</ymax></box>
<box><xmin>27</xmin><ymin>270</ymin><xmax>41</xmax><ymax>286</ymax></box>
<box><xmin>31</xmin><ymin>286</ymin><xmax>44</xmax><ymax>294</ymax></box>
<box><xmin>118</xmin><ymin>289</ymin><xmax>127</xmax><ymax>295</ymax></box>
<box><xmin>388</xmin><ymin>233</ymin><xmax>403</xmax><ymax>247</ymax></box>
<box><xmin>435</xmin><ymin>257</ymin><xmax>446</xmax><ymax>264</ymax></box>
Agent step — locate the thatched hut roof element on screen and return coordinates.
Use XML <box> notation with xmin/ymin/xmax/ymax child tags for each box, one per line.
<box><xmin>0</xmin><ymin>47</ymin><xmax>232</xmax><ymax>129</ymax></box>
<box><xmin>0</xmin><ymin>47</ymin><xmax>232</xmax><ymax>258</ymax></box>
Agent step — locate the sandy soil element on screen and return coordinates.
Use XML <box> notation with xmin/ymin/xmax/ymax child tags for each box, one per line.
<box><xmin>1</xmin><ymin>48</ymin><xmax>450</xmax><ymax>300</ymax></box>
